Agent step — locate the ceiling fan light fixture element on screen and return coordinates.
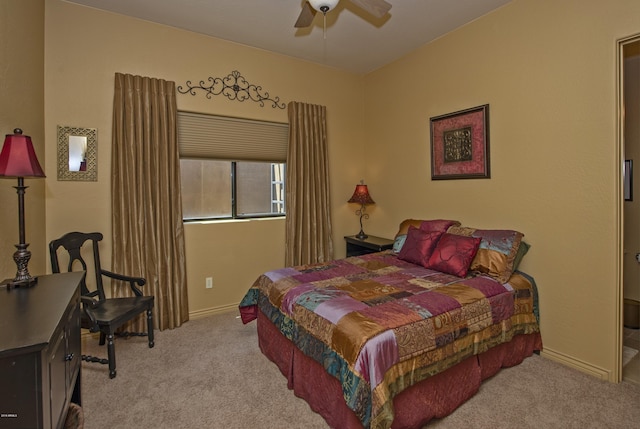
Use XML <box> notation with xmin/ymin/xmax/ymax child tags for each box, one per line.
<box><xmin>308</xmin><ymin>0</ymin><xmax>340</xmax><ymax>14</ymax></box>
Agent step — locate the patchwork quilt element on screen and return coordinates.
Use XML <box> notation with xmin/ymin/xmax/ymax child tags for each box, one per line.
<box><xmin>239</xmin><ymin>251</ymin><xmax>540</xmax><ymax>429</ymax></box>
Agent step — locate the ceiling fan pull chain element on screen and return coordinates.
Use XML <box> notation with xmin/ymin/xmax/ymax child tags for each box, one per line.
<box><xmin>323</xmin><ymin>13</ymin><xmax>327</xmax><ymax>40</ymax></box>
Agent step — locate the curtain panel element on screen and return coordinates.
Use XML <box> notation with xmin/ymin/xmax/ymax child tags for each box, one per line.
<box><xmin>285</xmin><ymin>102</ymin><xmax>334</xmax><ymax>266</ymax></box>
<box><xmin>111</xmin><ymin>73</ymin><xmax>189</xmax><ymax>331</ymax></box>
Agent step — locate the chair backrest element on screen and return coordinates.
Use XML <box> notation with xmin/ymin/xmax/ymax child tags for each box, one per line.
<box><xmin>49</xmin><ymin>232</ymin><xmax>106</xmax><ymax>301</ymax></box>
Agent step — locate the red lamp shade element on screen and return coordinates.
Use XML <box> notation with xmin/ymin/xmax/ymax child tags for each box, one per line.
<box><xmin>0</xmin><ymin>128</ymin><xmax>45</xmax><ymax>178</ymax></box>
<box><xmin>347</xmin><ymin>184</ymin><xmax>375</xmax><ymax>205</ymax></box>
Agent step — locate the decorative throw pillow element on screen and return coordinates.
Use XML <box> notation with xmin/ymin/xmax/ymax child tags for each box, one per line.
<box><xmin>512</xmin><ymin>241</ymin><xmax>530</xmax><ymax>272</ymax></box>
<box><xmin>419</xmin><ymin>219</ymin><xmax>461</xmax><ymax>233</ymax></box>
<box><xmin>394</xmin><ymin>218</ymin><xmax>460</xmax><ymax>240</ymax></box>
<box><xmin>394</xmin><ymin>219</ymin><xmax>424</xmax><ymax>240</ymax></box>
<box><xmin>397</xmin><ymin>226</ymin><xmax>444</xmax><ymax>266</ymax></box>
<box><xmin>447</xmin><ymin>226</ymin><xmax>525</xmax><ymax>282</ymax></box>
<box><xmin>392</xmin><ymin>234</ymin><xmax>407</xmax><ymax>253</ymax></box>
<box><xmin>426</xmin><ymin>233</ymin><xmax>481</xmax><ymax>277</ymax></box>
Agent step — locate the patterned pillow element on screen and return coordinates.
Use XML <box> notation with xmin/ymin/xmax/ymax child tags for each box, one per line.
<box><xmin>397</xmin><ymin>226</ymin><xmax>444</xmax><ymax>266</ymax></box>
<box><xmin>392</xmin><ymin>234</ymin><xmax>407</xmax><ymax>253</ymax></box>
<box><xmin>426</xmin><ymin>233</ymin><xmax>481</xmax><ymax>277</ymax></box>
<box><xmin>512</xmin><ymin>241</ymin><xmax>530</xmax><ymax>272</ymax></box>
<box><xmin>420</xmin><ymin>219</ymin><xmax>461</xmax><ymax>233</ymax></box>
<box><xmin>394</xmin><ymin>218</ymin><xmax>460</xmax><ymax>239</ymax></box>
<box><xmin>447</xmin><ymin>226</ymin><xmax>525</xmax><ymax>282</ymax></box>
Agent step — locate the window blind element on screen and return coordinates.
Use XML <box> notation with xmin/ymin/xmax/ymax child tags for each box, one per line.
<box><xmin>178</xmin><ymin>111</ymin><xmax>288</xmax><ymax>162</ymax></box>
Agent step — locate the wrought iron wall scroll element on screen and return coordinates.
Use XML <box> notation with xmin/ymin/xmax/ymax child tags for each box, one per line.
<box><xmin>177</xmin><ymin>70</ymin><xmax>286</xmax><ymax>109</ymax></box>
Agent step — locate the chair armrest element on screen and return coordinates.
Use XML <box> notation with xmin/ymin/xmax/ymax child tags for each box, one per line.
<box><xmin>101</xmin><ymin>269</ymin><xmax>146</xmax><ymax>296</ymax></box>
<box><xmin>81</xmin><ymin>296</ymin><xmax>100</xmax><ymax>333</ymax></box>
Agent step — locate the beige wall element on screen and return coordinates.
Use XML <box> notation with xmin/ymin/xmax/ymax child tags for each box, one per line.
<box><xmin>38</xmin><ymin>0</ymin><xmax>640</xmax><ymax>382</ymax></box>
<box><xmin>44</xmin><ymin>0</ymin><xmax>364</xmax><ymax>317</ymax></box>
<box><xmin>0</xmin><ymin>0</ymin><xmax>46</xmax><ymax>282</ymax></box>
<box><xmin>362</xmin><ymin>0</ymin><xmax>640</xmax><ymax>381</ymax></box>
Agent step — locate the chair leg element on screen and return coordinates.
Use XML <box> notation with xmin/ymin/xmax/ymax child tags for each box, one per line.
<box><xmin>106</xmin><ymin>333</ymin><xmax>117</xmax><ymax>379</ymax></box>
<box><xmin>147</xmin><ymin>307</ymin><xmax>155</xmax><ymax>348</ymax></box>
<box><xmin>99</xmin><ymin>332</ymin><xmax>106</xmax><ymax>346</ymax></box>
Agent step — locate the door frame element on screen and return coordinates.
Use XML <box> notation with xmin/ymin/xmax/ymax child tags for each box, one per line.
<box><xmin>617</xmin><ymin>32</ymin><xmax>640</xmax><ymax>383</ymax></box>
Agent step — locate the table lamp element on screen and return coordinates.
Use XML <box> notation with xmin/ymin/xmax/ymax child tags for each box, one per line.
<box><xmin>0</xmin><ymin>128</ymin><xmax>46</xmax><ymax>288</ymax></box>
<box><xmin>347</xmin><ymin>181</ymin><xmax>375</xmax><ymax>239</ymax></box>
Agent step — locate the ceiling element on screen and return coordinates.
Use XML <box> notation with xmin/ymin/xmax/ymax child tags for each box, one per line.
<box><xmin>64</xmin><ymin>0</ymin><xmax>513</xmax><ymax>74</ymax></box>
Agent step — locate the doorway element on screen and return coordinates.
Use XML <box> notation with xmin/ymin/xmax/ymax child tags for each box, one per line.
<box><xmin>621</xmin><ymin>35</ymin><xmax>640</xmax><ymax>385</ymax></box>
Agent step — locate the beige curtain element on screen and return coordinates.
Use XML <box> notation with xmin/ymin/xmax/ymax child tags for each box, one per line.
<box><xmin>111</xmin><ymin>73</ymin><xmax>188</xmax><ymax>331</ymax></box>
<box><xmin>285</xmin><ymin>102</ymin><xmax>334</xmax><ymax>266</ymax></box>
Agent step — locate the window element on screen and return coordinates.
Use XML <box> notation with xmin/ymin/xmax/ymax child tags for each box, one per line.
<box><xmin>236</xmin><ymin>161</ymin><xmax>286</xmax><ymax>217</ymax></box>
<box><xmin>179</xmin><ymin>159</ymin><xmax>285</xmax><ymax>220</ymax></box>
<box><xmin>270</xmin><ymin>163</ymin><xmax>285</xmax><ymax>214</ymax></box>
<box><xmin>178</xmin><ymin>112</ymin><xmax>288</xmax><ymax>221</ymax></box>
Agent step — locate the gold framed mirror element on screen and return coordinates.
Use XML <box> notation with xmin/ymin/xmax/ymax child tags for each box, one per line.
<box><xmin>57</xmin><ymin>126</ymin><xmax>97</xmax><ymax>181</ymax></box>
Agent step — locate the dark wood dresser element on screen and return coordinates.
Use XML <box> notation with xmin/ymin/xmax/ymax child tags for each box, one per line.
<box><xmin>0</xmin><ymin>271</ymin><xmax>84</xmax><ymax>429</ymax></box>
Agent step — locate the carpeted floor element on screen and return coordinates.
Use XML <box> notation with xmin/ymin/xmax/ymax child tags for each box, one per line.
<box><xmin>79</xmin><ymin>310</ymin><xmax>640</xmax><ymax>429</ymax></box>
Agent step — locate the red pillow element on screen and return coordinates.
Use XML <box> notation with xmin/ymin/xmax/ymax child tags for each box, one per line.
<box><xmin>419</xmin><ymin>219</ymin><xmax>460</xmax><ymax>233</ymax></box>
<box><xmin>397</xmin><ymin>226</ymin><xmax>444</xmax><ymax>266</ymax></box>
<box><xmin>426</xmin><ymin>233</ymin><xmax>482</xmax><ymax>277</ymax></box>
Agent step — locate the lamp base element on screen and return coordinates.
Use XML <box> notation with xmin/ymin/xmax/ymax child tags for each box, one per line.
<box><xmin>1</xmin><ymin>276</ymin><xmax>38</xmax><ymax>289</ymax></box>
<box><xmin>6</xmin><ymin>242</ymin><xmax>37</xmax><ymax>289</ymax></box>
<box><xmin>353</xmin><ymin>205</ymin><xmax>370</xmax><ymax>240</ymax></box>
<box><xmin>355</xmin><ymin>230</ymin><xmax>368</xmax><ymax>240</ymax></box>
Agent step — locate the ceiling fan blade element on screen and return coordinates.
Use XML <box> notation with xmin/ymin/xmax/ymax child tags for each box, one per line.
<box><xmin>348</xmin><ymin>0</ymin><xmax>392</xmax><ymax>19</ymax></box>
<box><xmin>295</xmin><ymin>1</ymin><xmax>317</xmax><ymax>28</ymax></box>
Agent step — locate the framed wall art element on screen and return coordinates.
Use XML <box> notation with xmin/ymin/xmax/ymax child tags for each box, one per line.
<box><xmin>430</xmin><ymin>104</ymin><xmax>490</xmax><ymax>180</ymax></box>
<box><xmin>57</xmin><ymin>126</ymin><xmax>97</xmax><ymax>181</ymax></box>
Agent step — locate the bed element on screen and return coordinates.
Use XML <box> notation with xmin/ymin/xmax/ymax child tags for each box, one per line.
<box><xmin>239</xmin><ymin>219</ymin><xmax>542</xmax><ymax>429</ymax></box>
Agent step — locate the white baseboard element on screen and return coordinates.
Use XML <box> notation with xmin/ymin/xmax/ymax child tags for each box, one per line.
<box><xmin>189</xmin><ymin>303</ymin><xmax>239</xmax><ymax>320</ymax></box>
<box><xmin>540</xmin><ymin>348</ymin><xmax>612</xmax><ymax>381</ymax></box>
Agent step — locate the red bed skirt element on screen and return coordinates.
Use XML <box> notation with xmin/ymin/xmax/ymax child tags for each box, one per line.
<box><xmin>256</xmin><ymin>310</ymin><xmax>542</xmax><ymax>429</ymax></box>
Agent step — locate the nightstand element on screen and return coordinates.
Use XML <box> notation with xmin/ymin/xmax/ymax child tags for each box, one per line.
<box><xmin>344</xmin><ymin>235</ymin><xmax>394</xmax><ymax>257</ymax></box>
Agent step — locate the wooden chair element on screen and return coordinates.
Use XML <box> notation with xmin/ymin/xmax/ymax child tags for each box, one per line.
<box><xmin>49</xmin><ymin>232</ymin><xmax>154</xmax><ymax>379</ymax></box>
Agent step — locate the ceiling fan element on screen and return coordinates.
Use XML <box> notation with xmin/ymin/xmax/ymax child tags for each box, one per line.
<box><xmin>294</xmin><ymin>0</ymin><xmax>392</xmax><ymax>28</ymax></box>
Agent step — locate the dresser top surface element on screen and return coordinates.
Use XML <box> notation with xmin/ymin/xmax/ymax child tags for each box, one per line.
<box><xmin>0</xmin><ymin>271</ymin><xmax>83</xmax><ymax>355</ymax></box>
